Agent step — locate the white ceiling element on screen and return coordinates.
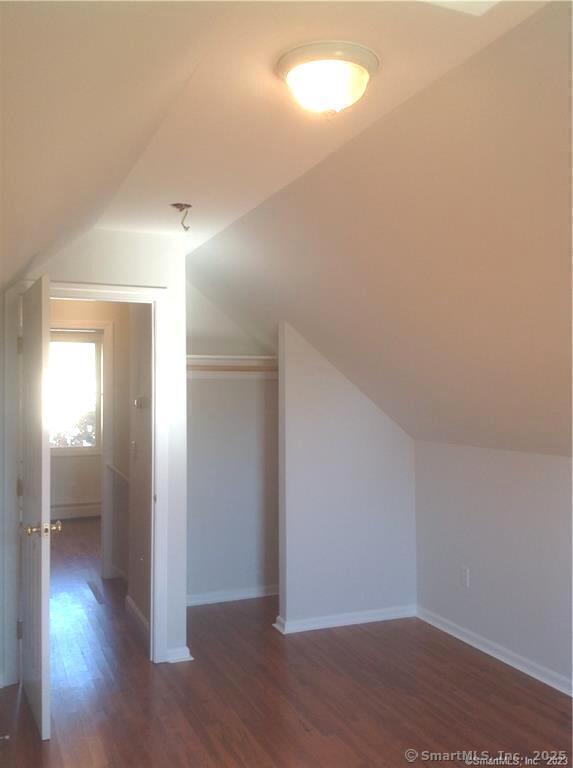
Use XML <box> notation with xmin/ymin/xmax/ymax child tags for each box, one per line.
<box><xmin>98</xmin><ymin>1</ymin><xmax>542</xmax><ymax>248</ymax></box>
<box><xmin>426</xmin><ymin>1</ymin><xmax>501</xmax><ymax>15</ymax></box>
<box><xmin>1</xmin><ymin>1</ymin><xmax>226</xmax><ymax>283</ymax></box>
<box><xmin>1</xmin><ymin>1</ymin><xmax>542</xmax><ymax>286</ymax></box>
<box><xmin>2</xmin><ymin>1</ymin><xmax>568</xmax><ymax>456</ymax></box>
<box><xmin>188</xmin><ymin>2</ymin><xmax>571</xmax><ymax>455</ymax></box>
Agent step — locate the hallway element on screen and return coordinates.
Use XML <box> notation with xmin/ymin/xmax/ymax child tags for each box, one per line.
<box><xmin>0</xmin><ymin>518</ymin><xmax>570</xmax><ymax>767</ymax></box>
<box><xmin>50</xmin><ymin>519</ymin><xmax>132</xmax><ymax>693</ymax></box>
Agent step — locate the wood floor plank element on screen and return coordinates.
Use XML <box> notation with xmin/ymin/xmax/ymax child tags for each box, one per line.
<box><xmin>0</xmin><ymin>518</ymin><xmax>570</xmax><ymax>767</ymax></box>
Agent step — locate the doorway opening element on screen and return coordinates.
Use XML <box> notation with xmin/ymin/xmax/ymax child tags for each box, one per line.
<box><xmin>48</xmin><ymin>298</ymin><xmax>153</xmax><ymax>678</ymax></box>
<box><xmin>2</xmin><ymin>276</ymin><xmax>182</xmax><ymax>742</ymax></box>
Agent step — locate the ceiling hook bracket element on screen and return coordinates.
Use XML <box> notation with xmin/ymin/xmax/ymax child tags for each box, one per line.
<box><xmin>171</xmin><ymin>202</ymin><xmax>192</xmax><ymax>232</ymax></box>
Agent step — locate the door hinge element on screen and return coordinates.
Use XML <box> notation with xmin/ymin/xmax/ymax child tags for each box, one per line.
<box><xmin>16</xmin><ymin>620</ymin><xmax>23</xmax><ymax>640</ymax></box>
<box><xmin>16</xmin><ymin>336</ymin><xmax>23</xmax><ymax>354</ymax></box>
<box><xmin>153</xmin><ymin>494</ymin><xmax>157</xmax><ymax>504</ymax></box>
<box><xmin>16</xmin><ymin>477</ymin><xmax>23</xmax><ymax>497</ymax></box>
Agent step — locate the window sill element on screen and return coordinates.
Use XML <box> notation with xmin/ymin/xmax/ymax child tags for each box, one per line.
<box><xmin>51</xmin><ymin>448</ymin><xmax>102</xmax><ymax>458</ymax></box>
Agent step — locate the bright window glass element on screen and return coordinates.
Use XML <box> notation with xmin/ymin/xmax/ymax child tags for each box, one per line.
<box><xmin>47</xmin><ymin>338</ymin><xmax>101</xmax><ymax>449</ymax></box>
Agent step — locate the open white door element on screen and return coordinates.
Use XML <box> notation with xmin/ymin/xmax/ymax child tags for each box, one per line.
<box><xmin>20</xmin><ymin>275</ymin><xmax>51</xmax><ymax>740</ymax></box>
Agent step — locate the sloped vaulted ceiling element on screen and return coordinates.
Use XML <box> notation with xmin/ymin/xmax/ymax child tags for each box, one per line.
<box><xmin>189</xmin><ymin>3</ymin><xmax>571</xmax><ymax>456</ymax></box>
<box><xmin>0</xmin><ymin>1</ymin><xmax>227</xmax><ymax>283</ymax></box>
<box><xmin>2</xmin><ymin>2</ymin><xmax>569</xmax><ymax>455</ymax></box>
<box><xmin>2</xmin><ymin>1</ymin><xmax>542</xmax><ymax>284</ymax></box>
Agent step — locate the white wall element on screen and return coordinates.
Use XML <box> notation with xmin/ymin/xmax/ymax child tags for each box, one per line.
<box><xmin>187</xmin><ymin>374</ymin><xmax>278</xmax><ymax>604</ymax></box>
<box><xmin>187</xmin><ymin>281</ymin><xmax>270</xmax><ymax>356</ymax></box>
<box><xmin>127</xmin><ymin>303</ymin><xmax>153</xmax><ymax>628</ymax></box>
<box><xmin>109</xmin><ymin>467</ymin><xmax>129</xmax><ymax>580</ymax></box>
<box><xmin>277</xmin><ymin>323</ymin><xmax>416</xmax><ymax>632</ymax></box>
<box><xmin>416</xmin><ymin>441</ymin><xmax>572</xmax><ymax>692</ymax></box>
<box><xmin>51</xmin><ymin>455</ymin><xmax>101</xmax><ymax>519</ymax></box>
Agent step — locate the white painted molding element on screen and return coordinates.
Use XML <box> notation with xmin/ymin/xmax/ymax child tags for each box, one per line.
<box><xmin>187</xmin><ymin>585</ymin><xmax>278</xmax><ymax>607</ymax></box>
<box><xmin>273</xmin><ymin>604</ymin><xmax>417</xmax><ymax>635</ymax></box>
<box><xmin>188</xmin><ymin>354</ymin><xmax>277</xmax><ymax>366</ymax></box>
<box><xmin>104</xmin><ymin>565</ymin><xmax>127</xmax><ymax>581</ymax></box>
<box><xmin>125</xmin><ymin>595</ymin><xmax>149</xmax><ymax>643</ymax></box>
<box><xmin>190</xmin><ymin>370</ymin><xmax>278</xmax><ymax>381</ymax></box>
<box><xmin>106</xmin><ymin>463</ymin><xmax>130</xmax><ymax>484</ymax></box>
<box><xmin>273</xmin><ymin>616</ymin><xmax>287</xmax><ymax>634</ymax></box>
<box><xmin>166</xmin><ymin>646</ymin><xmax>194</xmax><ymax>664</ymax></box>
<box><xmin>417</xmin><ymin>607</ymin><xmax>572</xmax><ymax>696</ymax></box>
<box><xmin>187</xmin><ymin>354</ymin><xmax>277</xmax><ymax>380</ymax></box>
<box><xmin>51</xmin><ymin>501</ymin><xmax>101</xmax><ymax>520</ymax></box>
<box><xmin>49</xmin><ymin>282</ymin><xmax>174</xmax><ymax>666</ymax></box>
<box><xmin>51</xmin><ymin>449</ymin><xmax>102</xmax><ymax>458</ymax></box>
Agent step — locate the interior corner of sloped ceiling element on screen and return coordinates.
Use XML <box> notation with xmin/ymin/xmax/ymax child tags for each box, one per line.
<box><xmin>186</xmin><ymin>272</ymin><xmax>277</xmax><ymax>356</ymax></box>
<box><xmin>26</xmin><ymin>227</ymin><xmax>188</xmax><ymax>289</ymax></box>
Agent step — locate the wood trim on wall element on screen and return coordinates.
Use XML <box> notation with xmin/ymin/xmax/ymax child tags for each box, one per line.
<box><xmin>187</xmin><ymin>355</ymin><xmax>278</xmax><ymax>379</ymax></box>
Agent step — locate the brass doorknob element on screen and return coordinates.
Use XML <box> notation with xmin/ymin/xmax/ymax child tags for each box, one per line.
<box><xmin>26</xmin><ymin>520</ymin><xmax>63</xmax><ymax>536</ymax></box>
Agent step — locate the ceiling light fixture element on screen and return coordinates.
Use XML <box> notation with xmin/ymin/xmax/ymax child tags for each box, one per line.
<box><xmin>276</xmin><ymin>41</ymin><xmax>379</xmax><ymax>115</ymax></box>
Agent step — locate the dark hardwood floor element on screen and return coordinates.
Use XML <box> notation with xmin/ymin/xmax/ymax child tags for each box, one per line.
<box><xmin>0</xmin><ymin>517</ymin><xmax>570</xmax><ymax>767</ymax></box>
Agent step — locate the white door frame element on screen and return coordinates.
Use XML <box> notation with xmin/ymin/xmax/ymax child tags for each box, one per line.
<box><xmin>50</xmin><ymin>281</ymin><xmax>168</xmax><ymax>663</ymax></box>
<box><xmin>3</xmin><ymin>280</ymin><xmax>170</xmax><ymax>673</ymax></box>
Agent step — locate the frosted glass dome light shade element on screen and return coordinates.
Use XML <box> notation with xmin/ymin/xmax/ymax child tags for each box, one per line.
<box><xmin>277</xmin><ymin>41</ymin><xmax>379</xmax><ymax>114</ymax></box>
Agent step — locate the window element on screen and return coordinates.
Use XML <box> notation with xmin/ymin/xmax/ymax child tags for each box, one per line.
<box><xmin>47</xmin><ymin>331</ymin><xmax>102</xmax><ymax>451</ymax></box>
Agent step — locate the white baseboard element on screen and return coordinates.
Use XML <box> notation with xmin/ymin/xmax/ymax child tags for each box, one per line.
<box><xmin>187</xmin><ymin>584</ymin><xmax>278</xmax><ymax>607</ymax></box>
<box><xmin>0</xmin><ymin>669</ymin><xmax>17</xmax><ymax>689</ymax></box>
<box><xmin>116</xmin><ymin>596</ymin><xmax>194</xmax><ymax>667</ymax></box>
<box><xmin>273</xmin><ymin>616</ymin><xmax>287</xmax><ymax>634</ymax></box>
<box><xmin>125</xmin><ymin>595</ymin><xmax>149</xmax><ymax>643</ymax></box>
<box><xmin>273</xmin><ymin>604</ymin><xmax>417</xmax><ymax>635</ymax></box>
<box><xmin>103</xmin><ymin>565</ymin><xmax>127</xmax><ymax>581</ymax></box>
<box><xmin>417</xmin><ymin>607</ymin><xmax>572</xmax><ymax>696</ymax></box>
<box><xmin>51</xmin><ymin>502</ymin><xmax>101</xmax><ymax>520</ymax></box>
<box><xmin>166</xmin><ymin>646</ymin><xmax>194</xmax><ymax>664</ymax></box>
